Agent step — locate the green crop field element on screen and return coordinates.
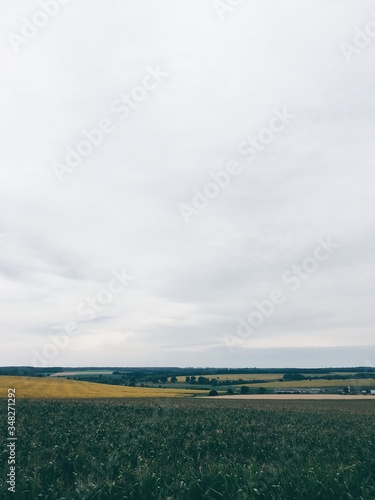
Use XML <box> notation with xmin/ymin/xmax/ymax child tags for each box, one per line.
<box><xmin>1</xmin><ymin>398</ymin><xmax>375</xmax><ymax>499</ymax></box>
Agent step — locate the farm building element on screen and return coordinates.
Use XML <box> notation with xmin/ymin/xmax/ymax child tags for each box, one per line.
<box><xmin>274</xmin><ymin>388</ymin><xmax>321</xmax><ymax>394</ymax></box>
<box><xmin>371</xmin><ymin>390</ymin><xmax>375</xmax><ymax>395</ymax></box>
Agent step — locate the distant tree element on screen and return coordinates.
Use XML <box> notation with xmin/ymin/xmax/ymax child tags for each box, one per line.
<box><xmin>258</xmin><ymin>387</ymin><xmax>266</xmax><ymax>394</ymax></box>
<box><xmin>160</xmin><ymin>376</ymin><xmax>168</xmax><ymax>384</ymax></box>
<box><xmin>208</xmin><ymin>389</ymin><xmax>218</xmax><ymax>396</ymax></box>
<box><xmin>282</xmin><ymin>373</ymin><xmax>306</xmax><ymax>381</ymax></box>
<box><xmin>198</xmin><ymin>376</ymin><xmax>209</xmax><ymax>384</ymax></box>
<box><xmin>185</xmin><ymin>376</ymin><xmax>190</xmax><ymax>383</ymax></box>
<box><xmin>190</xmin><ymin>376</ymin><xmax>196</xmax><ymax>384</ymax></box>
<box><xmin>210</xmin><ymin>378</ymin><xmax>218</xmax><ymax>386</ymax></box>
<box><xmin>240</xmin><ymin>386</ymin><xmax>250</xmax><ymax>394</ymax></box>
<box><xmin>227</xmin><ymin>388</ymin><xmax>234</xmax><ymax>395</ymax></box>
<box><xmin>170</xmin><ymin>376</ymin><xmax>177</xmax><ymax>383</ymax></box>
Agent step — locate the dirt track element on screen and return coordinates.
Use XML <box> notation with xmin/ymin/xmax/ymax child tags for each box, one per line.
<box><xmin>207</xmin><ymin>394</ymin><xmax>375</xmax><ymax>400</ymax></box>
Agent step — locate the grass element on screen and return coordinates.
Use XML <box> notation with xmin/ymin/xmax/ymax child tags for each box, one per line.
<box><xmin>0</xmin><ymin>376</ymin><xmax>201</xmax><ymax>399</ymax></box>
<box><xmin>1</xmin><ymin>398</ymin><xmax>374</xmax><ymax>499</ymax></box>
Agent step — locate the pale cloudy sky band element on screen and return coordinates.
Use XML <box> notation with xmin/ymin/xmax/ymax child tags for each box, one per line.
<box><xmin>0</xmin><ymin>0</ymin><xmax>374</xmax><ymax>367</ymax></box>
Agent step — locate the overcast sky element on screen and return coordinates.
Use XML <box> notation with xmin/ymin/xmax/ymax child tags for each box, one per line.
<box><xmin>1</xmin><ymin>0</ymin><xmax>374</xmax><ymax>368</ymax></box>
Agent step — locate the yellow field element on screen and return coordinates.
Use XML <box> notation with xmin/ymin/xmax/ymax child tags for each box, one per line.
<box><xmin>0</xmin><ymin>377</ymin><xmax>201</xmax><ymax>399</ymax></box>
<box><xmin>240</xmin><ymin>379</ymin><xmax>375</xmax><ymax>388</ymax></box>
<box><xmin>176</xmin><ymin>374</ymin><xmax>282</xmax><ymax>382</ymax></box>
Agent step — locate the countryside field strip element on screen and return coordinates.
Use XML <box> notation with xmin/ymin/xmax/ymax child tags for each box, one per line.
<box><xmin>176</xmin><ymin>373</ymin><xmax>283</xmax><ymax>382</ymax></box>
<box><xmin>50</xmin><ymin>371</ymin><xmax>80</xmax><ymax>377</ymax></box>
<box><xmin>243</xmin><ymin>378</ymin><xmax>375</xmax><ymax>388</ymax></box>
<box><xmin>51</xmin><ymin>370</ymin><xmax>113</xmax><ymax>377</ymax></box>
<box><xmin>176</xmin><ymin>374</ymin><xmax>375</xmax><ymax>388</ymax></box>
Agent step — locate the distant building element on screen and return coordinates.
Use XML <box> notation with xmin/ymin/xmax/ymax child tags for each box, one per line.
<box><xmin>371</xmin><ymin>390</ymin><xmax>375</xmax><ymax>396</ymax></box>
<box><xmin>274</xmin><ymin>388</ymin><xmax>321</xmax><ymax>394</ymax></box>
